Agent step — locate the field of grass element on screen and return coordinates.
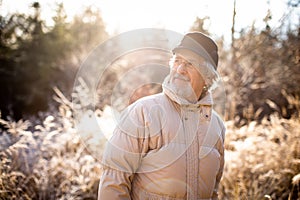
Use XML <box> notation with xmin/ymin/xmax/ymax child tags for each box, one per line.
<box><xmin>220</xmin><ymin>116</ymin><xmax>300</xmax><ymax>199</ymax></box>
<box><xmin>0</xmin><ymin>93</ymin><xmax>299</xmax><ymax>199</ymax></box>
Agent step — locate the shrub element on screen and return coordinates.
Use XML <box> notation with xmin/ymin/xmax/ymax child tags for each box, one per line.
<box><xmin>219</xmin><ymin>114</ymin><xmax>300</xmax><ymax>199</ymax></box>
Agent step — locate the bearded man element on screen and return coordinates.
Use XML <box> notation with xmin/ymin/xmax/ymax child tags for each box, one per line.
<box><xmin>98</xmin><ymin>32</ymin><xmax>226</xmax><ymax>200</ymax></box>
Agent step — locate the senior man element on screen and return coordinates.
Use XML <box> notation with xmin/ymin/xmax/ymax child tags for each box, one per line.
<box><xmin>98</xmin><ymin>31</ymin><xmax>226</xmax><ymax>200</ymax></box>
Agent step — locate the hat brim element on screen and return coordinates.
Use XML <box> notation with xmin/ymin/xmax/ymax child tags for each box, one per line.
<box><xmin>173</xmin><ymin>47</ymin><xmax>217</xmax><ymax>69</ymax></box>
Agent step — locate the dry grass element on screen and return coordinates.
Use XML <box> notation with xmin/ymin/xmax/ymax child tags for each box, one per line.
<box><xmin>220</xmin><ymin>114</ymin><xmax>300</xmax><ymax>200</ymax></box>
<box><xmin>0</xmin><ymin>91</ymin><xmax>102</xmax><ymax>200</ymax></box>
<box><xmin>0</xmin><ymin>89</ymin><xmax>299</xmax><ymax>199</ymax></box>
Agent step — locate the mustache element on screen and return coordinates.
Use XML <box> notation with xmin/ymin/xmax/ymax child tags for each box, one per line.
<box><xmin>172</xmin><ymin>73</ymin><xmax>190</xmax><ymax>81</ymax></box>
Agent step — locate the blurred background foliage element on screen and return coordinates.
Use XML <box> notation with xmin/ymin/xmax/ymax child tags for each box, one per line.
<box><xmin>0</xmin><ymin>2</ymin><xmax>108</xmax><ymax>120</ymax></box>
<box><xmin>0</xmin><ymin>1</ymin><xmax>299</xmax><ymax>199</ymax></box>
<box><xmin>0</xmin><ymin>1</ymin><xmax>299</xmax><ymax>125</ymax></box>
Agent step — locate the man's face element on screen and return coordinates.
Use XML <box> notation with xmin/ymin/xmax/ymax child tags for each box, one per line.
<box><xmin>169</xmin><ymin>55</ymin><xmax>206</xmax><ymax>101</ymax></box>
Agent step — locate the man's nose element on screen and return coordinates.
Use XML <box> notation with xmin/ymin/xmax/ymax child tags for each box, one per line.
<box><xmin>176</xmin><ymin>64</ymin><xmax>187</xmax><ymax>74</ymax></box>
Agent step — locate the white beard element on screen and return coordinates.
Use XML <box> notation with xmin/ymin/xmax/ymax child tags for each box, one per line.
<box><xmin>162</xmin><ymin>72</ymin><xmax>198</xmax><ymax>104</ymax></box>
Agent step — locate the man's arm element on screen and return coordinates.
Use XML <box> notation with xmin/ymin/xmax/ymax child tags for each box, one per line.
<box><xmin>98</xmin><ymin>128</ymin><xmax>145</xmax><ymax>200</ymax></box>
<box><xmin>98</xmin><ymin>103</ymin><xmax>150</xmax><ymax>199</ymax></box>
<box><xmin>98</xmin><ymin>166</ymin><xmax>134</xmax><ymax>200</ymax></box>
<box><xmin>212</xmin><ymin>124</ymin><xmax>226</xmax><ymax>200</ymax></box>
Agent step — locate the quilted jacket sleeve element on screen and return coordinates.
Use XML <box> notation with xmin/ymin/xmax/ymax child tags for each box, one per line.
<box><xmin>212</xmin><ymin>120</ymin><xmax>226</xmax><ymax>200</ymax></box>
<box><xmin>98</xmin><ymin>167</ymin><xmax>134</xmax><ymax>200</ymax></box>
<box><xmin>98</xmin><ymin>103</ymin><xmax>150</xmax><ymax>200</ymax></box>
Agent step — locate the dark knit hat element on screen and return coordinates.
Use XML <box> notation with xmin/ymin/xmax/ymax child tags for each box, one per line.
<box><xmin>173</xmin><ymin>32</ymin><xmax>219</xmax><ymax>69</ymax></box>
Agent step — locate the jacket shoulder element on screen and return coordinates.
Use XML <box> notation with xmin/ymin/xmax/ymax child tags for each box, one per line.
<box><xmin>135</xmin><ymin>93</ymin><xmax>166</xmax><ymax>104</ymax></box>
<box><xmin>127</xmin><ymin>93</ymin><xmax>168</xmax><ymax>110</ymax></box>
<box><xmin>118</xmin><ymin>93</ymin><xmax>167</xmax><ymax>123</ymax></box>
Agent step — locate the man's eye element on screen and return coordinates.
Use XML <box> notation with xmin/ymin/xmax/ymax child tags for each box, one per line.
<box><xmin>186</xmin><ymin>63</ymin><xmax>193</xmax><ymax>68</ymax></box>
